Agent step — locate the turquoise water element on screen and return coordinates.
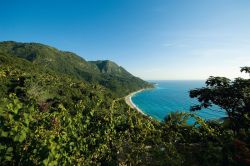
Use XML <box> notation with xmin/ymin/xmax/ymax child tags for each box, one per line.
<box><xmin>132</xmin><ymin>80</ymin><xmax>226</xmax><ymax>122</ymax></box>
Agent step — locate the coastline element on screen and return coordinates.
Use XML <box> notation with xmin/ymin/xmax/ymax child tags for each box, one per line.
<box><xmin>125</xmin><ymin>89</ymin><xmax>146</xmax><ymax>115</ymax></box>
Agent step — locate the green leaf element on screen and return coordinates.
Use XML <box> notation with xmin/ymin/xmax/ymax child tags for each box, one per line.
<box><xmin>4</xmin><ymin>155</ymin><xmax>12</xmax><ymax>161</ymax></box>
<box><xmin>1</xmin><ymin>131</ymin><xmax>8</xmax><ymax>137</ymax></box>
<box><xmin>6</xmin><ymin>147</ymin><xmax>13</xmax><ymax>153</ymax></box>
<box><xmin>19</xmin><ymin>132</ymin><xmax>26</xmax><ymax>142</ymax></box>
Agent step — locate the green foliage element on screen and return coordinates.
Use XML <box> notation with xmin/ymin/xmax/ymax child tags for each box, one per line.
<box><xmin>0</xmin><ymin>94</ymin><xmax>35</xmax><ymax>164</ymax></box>
<box><xmin>189</xmin><ymin>67</ymin><xmax>250</xmax><ymax>165</ymax></box>
<box><xmin>0</xmin><ymin>41</ymin><xmax>153</xmax><ymax>97</ymax></box>
<box><xmin>190</xmin><ymin>68</ymin><xmax>250</xmax><ymax>133</ymax></box>
<box><xmin>0</xmin><ymin>41</ymin><xmax>248</xmax><ymax>165</ymax></box>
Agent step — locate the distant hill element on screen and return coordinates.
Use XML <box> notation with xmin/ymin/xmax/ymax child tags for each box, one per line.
<box><xmin>89</xmin><ymin>60</ymin><xmax>130</xmax><ymax>75</ymax></box>
<box><xmin>0</xmin><ymin>41</ymin><xmax>152</xmax><ymax>96</ymax></box>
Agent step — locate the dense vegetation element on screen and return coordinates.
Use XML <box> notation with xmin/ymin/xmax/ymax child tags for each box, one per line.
<box><xmin>0</xmin><ymin>41</ymin><xmax>249</xmax><ymax>165</ymax></box>
<box><xmin>0</xmin><ymin>41</ymin><xmax>152</xmax><ymax>96</ymax></box>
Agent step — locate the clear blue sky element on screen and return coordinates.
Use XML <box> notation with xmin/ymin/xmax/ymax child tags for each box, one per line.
<box><xmin>1</xmin><ymin>0</ymin><xmax>250</xmax><ymax>80</ymax></box>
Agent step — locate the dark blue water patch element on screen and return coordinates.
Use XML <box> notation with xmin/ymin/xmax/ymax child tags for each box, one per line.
<box><xmin>132</xmin><ymin>80</ymin><xmax>226</xmax><ymax>123</ymax></box>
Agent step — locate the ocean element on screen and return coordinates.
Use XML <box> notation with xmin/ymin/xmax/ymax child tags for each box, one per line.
<box><xmin>131</xmin><ymin>80</ymin><xmax>226</xmax><ymax>122</ymax></box>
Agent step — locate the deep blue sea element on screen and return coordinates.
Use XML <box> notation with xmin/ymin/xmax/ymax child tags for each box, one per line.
<box><xmin>132</xmin><ymin>80</ymin><xmax>226</xmax><ymax>122</ymax></box>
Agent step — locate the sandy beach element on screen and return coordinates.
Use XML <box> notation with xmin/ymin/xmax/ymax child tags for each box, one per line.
<box><xmin>125</xmin><ymin>89</ymin><xmax>146</xmax><ymax>115</ymax></box>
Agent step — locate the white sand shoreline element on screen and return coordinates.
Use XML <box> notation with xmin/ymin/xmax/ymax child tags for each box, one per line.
<box><xmin>124</xmin><ymin>89</ymin><xmax>146</xmax><ymax>115</ymax></box>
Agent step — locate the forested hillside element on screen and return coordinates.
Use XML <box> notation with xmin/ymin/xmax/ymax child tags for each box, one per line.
<box><xmin>0</xmin><ymin>42</ymin><xmax>249</xmax><ymax>165</ymax></box>
<box><xmin>0</xmin><ymin>41</ymin><xmax>152</xmax><ymax>96</ymax></box>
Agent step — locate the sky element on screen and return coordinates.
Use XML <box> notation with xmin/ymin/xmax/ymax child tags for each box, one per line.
<box><xmin>0</xmin><ymin>0</ymin><xmax>250</xmax><ymax>80</ymax></box>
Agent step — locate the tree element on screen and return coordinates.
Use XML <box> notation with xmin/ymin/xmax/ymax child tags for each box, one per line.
<box><xmin>240</xmin><ymin>66</ymin><xmax>250</xmax><ymax>78</ymax></box>
<box><xmin>189</xmin><ymin>67</ymin><xmax>250</xmax><ymax>133</ymax></box>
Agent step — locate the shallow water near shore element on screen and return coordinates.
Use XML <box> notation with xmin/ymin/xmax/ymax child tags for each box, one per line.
<box><xmin>132</xmin><ymin>80</ymin><xmax>226</xmax><ymax>123</ymax></box>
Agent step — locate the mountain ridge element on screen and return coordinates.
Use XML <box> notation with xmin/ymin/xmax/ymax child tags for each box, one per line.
<box><xmin>0</xmin><ymin>41</ymin><xmax>152</xmax><ymax>96</ymax></box>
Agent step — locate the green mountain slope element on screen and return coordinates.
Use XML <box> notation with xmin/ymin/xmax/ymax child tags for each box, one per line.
<box><xmin>0</xmin><ymin>41</ymin><xmax>247</xmax><ymax>165</ymax></box>
<box><xmin>0</xmin><ymin>41</ymin><xmax>160</xmax><ymax>165</ymax></box>
<box><xmin>0</xmin><ymin>41</ymin><xmax>152</xmax><ymax>96</ymax></box>
<box><xmin>90</xmin><ymin>60</ymin><xmax>130</xmax><ymax>75</ymax></box>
